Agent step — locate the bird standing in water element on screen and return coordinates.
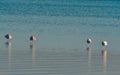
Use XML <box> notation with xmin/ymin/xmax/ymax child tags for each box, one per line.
<box><xmin>30</xmin><ymin>35</ymin><xmax>36</xmax><ymax>47</ymax></box>
<box><xmin>5</xmin><ymin>34</ymin><xmax>12</xmax><ymax>47</ymax></box>
<box><xmin>101</xmin><ymin>40</ymin><xmax>108</xmax><ymax>57</ymax></box>
<box><xmin>87</xmin><ymin>38</ymin><xmax>92</xmax><ymax>47</ymax></box>
<box><xmin>30</xmin><ymin>35</ymin><xmax>36</xmax><ymax>41</ymax></box>
<box><xmin>5</xmin><ymin>34</ymin><xmax>12</xmax><ymax>40</ymax></box>
<box><xmin>87</xmin><ymin>38</ymin><xmax>92</xmax><ymax>44</ymax></box>
<box><xmin>102</xmin><ymin>40</ymin><xmax>108</xmax><ymax>49</ymax></box>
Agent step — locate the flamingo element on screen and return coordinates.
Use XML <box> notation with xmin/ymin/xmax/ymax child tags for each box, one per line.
<box><xmin>102</xmin><ymin>40</ymin><xmax>108</xmax><ymax>57</ymax></box>
<box><xmin>30</xmin><ymin>35</ymin><xmax>36</xmax><ymax>41</ymax></box>
<box><xmin>102</xmin><ymin>40</ymin><xmax>108</xmax><ymax>48</ymax></box>
<box><xmin>87</xmin><ymin>38</ymin><xmax>92</xmax><ymax>44</ymax></box>
<box><xmin>5</xmin><ymin>34</ymin><xmax>12</xmax><ymax>40</ymax></box>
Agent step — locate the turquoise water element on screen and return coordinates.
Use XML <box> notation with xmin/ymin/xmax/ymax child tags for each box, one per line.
<box><xmin>0</xmin><ymin>0</ymin><xmax>120</xmax><ymax>75</ymax></box>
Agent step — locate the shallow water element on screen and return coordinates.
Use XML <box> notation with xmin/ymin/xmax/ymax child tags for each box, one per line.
<box><xmin>0</xmin><ymin>0</ymin><xmax>120</xmax><ymax>75</ymax></box>
<box><xmin>0</xmin><ymin>44</ymin><xmax>120</xmax><ymax>75</ymax></box>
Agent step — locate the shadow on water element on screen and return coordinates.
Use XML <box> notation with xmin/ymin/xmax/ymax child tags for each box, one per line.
<box><xmin>5</xmin><ymin>41</ymin><xmax>12</xmax><ymax>71</ymax></box>
<box><xmin>102</xmin><ymin>50</ymin><xmax>107</xmax><ymax>73</ymax></box>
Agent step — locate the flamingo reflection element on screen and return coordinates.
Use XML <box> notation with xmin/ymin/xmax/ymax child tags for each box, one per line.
<box><xmin>87</xmin><ymin>47</ymin><xmax>92</xmax><ymax>72</ymax></box>
<box><xmin>102</xmin><ymin>50</ymin><xmax>107</xmax><ymax>72</ymax></box>
<box><xmin>87</xmin><ymin>47</ymin><xmax>92</xmax><ymax>63</ymax></box>
<box><xmin>30</xmin><ymin>43</ymin><xmax>36</xmax><ymax>67</ymax></box>
<box><xmin>5</xmin><ymin>41</ymin><xmax>12</xmax><ymax>70</ymax></box>
<box><xmin>30</xmin><ymin>44</ymin><xmax>35</xmax><ymax>59</ymax></box>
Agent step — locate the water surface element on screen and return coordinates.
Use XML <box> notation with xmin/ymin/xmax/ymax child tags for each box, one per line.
<box><xmin>0</xmin><ymin>0</ymin><xmax>120</xmax><ymax>75</ymax></box>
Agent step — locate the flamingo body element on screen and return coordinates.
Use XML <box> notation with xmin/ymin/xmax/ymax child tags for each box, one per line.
<box><xmin>30</xmin><ymin>36</ymin><xmax>36</xmax><ymax>41</ymax></box>
<box><xmin>5</xmin><ymin>34</ymin><xmax>12</xmax><ymax>40</ymax></box>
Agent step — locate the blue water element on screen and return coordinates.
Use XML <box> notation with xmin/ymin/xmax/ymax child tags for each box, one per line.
<box><xmin>0</xmin><ymin>0</ymin><xmax>120</xmax><ymax>75</ymax></box>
